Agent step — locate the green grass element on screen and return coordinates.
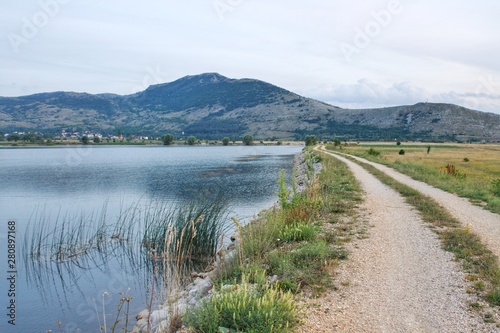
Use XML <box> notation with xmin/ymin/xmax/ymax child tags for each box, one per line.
<box><xmin>184</xmin><ymin>270</ymin><xmax>298</xmax><ymax>333</ymax></box>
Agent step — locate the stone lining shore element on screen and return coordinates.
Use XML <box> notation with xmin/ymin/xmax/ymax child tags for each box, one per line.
<box><xmin>132</xmin><ymin>149</ymin><xmax>320</xmax><ymax>333</ymax></box>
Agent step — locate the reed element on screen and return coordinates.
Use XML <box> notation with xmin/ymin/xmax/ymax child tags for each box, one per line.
<box><xmin>24</xmin><ymin>199</ymin><xmax>231</xmax><ymax>332</ymax></box>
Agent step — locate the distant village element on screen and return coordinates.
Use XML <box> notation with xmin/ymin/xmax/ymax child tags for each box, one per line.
<box><xmin>2</xmin><ymin>129</ymin><xmax>155</xmax><ymax>143</ymax></box>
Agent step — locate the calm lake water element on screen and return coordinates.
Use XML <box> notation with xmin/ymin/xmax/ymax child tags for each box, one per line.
<box><xmin>0</xmin><ymin>145</ymin><xmax>302</xmax><ymax>333</ymax></box>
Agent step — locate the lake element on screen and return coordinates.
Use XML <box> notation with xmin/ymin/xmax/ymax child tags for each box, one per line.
<box><xmin>0</xmin><ymin>144</ymin><xmax>302</xmax><ymax>333</ymax></box>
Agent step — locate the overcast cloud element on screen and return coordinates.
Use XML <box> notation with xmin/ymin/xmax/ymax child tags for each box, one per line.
<box><xmin>1</xmin><ymin>0</ymin><xmax>499</xmax><ymax>114</ymax></box>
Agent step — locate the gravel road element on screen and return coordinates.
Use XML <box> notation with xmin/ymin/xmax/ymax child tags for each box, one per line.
<box><xmin>340</xmin><ymin>152</ymin><xmax>500</xmax><ymax>259</ymax></box>
<box><xmin>299</xmin><ymin>150</ymin><xmax>497</xmax><ymax>332</ymax></box>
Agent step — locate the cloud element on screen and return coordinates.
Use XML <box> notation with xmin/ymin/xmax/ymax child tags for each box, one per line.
<box><xmin>0</xmin><ymin>1</ymin><xmax>499</xmax><ymax>115</ymax></box>
<box><xmin>326</xmin><ymin>79</ymin><xmax>427</xmax><ymax>107</ymax></box>
<box><xmin>322</xmin><ymin>79</ymin><xmax>500</xmax><ymax>114</ymax></box>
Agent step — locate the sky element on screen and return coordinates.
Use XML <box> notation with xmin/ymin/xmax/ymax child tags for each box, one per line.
<box><xmin>1</xmin><ymin>0</ymin><xmax>499</xmax><ymax>115</ymax></box>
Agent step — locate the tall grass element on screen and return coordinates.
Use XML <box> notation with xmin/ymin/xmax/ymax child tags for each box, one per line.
<box><xmin>184</xmin><ymin>269</ymin><xmax>297</xmax><ymax>333</ymax></box>
<box><xmin>23</xmin><ymin>199</ymin><xmax>231</xmax><ymax>332</ymax></box>
<box><xmin>142</xmin><ymin>200</ymin><xmax>230</xmax><ymax>279</ymax></box>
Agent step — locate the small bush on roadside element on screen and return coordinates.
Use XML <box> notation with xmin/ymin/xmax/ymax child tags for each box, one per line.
<box><xmin>184</xmin><ymin>272</ymin><xmax>298</xmax><ymax>333</ymax></box>
<box><xmin>279</xmin><ymin>222</ymin><xmax>317</xmax><ymax>242</ymax></box>
<box><xmin>492</xmin><ymin>179</ymin><xmax>500</xmax><ymax>197</ymax></box>
<box><xmin>266</xmin><ymin>239</ymin><xmax>339</xmax><ymax>295</ymax></box>
<box><xmin>487</xmin><ymin>288</ymin><xmax>500</xmax><ymax>306</ymax></box>
<box><xmin>304</xmin><ymin>135</ymin><xmax>318</xmax><ymax>146</ymax></box>
<box><xmin>367</xmin><ymin>148</ymin><xmax>381</xmax><ymax>156</ymax></box>
<box><xmin>440</xmin><ymin>163</ymin><xmax>466</xmax><ymax>178</ymax></box>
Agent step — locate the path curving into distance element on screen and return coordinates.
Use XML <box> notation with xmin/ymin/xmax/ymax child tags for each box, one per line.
<box><xmin>326</xmin><ymin>148</ymin><xmax>500</xmax><ymax>260</ymax></box>
<box><xmin>299</xmin><ymin>149</ymin><xmax>494</xmax><ymax>332</ymax></box>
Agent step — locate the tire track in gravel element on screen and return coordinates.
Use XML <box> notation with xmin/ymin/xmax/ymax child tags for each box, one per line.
<box><xmin>301</xmin><ymin>150</ymin><xmax>493</xmax><ymax>332</ymax></box>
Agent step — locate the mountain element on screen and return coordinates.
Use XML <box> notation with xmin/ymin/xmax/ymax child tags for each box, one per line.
<box><xmin>1</xmin><ymin>73</ymin><xmax>499</xmax><ymax>141</ymax></box>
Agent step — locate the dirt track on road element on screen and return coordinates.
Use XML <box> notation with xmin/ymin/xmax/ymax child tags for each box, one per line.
<box><xmin>298</xmin><ymin>149</ymin><xmax>498</xmax><ymax>332</ymax></box>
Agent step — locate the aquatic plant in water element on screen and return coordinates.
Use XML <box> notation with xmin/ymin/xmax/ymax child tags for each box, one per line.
<box><xmin>22</xmin><ymin>199</ymin><xmax>231</xmax><ymax>302</ymax></box>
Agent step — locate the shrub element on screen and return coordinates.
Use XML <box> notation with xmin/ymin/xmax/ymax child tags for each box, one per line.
<box><xmin>397</xmin><ymin>141</ymin><xmax>401</xmax><ymax>145</ymax></box>
<box><xmin>487</xmin><ymin>288</ymin><xmax>500</xmax><ymax>306</ymax></box>
<box><xmin>304</xmin><ymin>135</ymin><xmax>318</xmax><ymax>146</ymax></box>
<box><xmin>279</xmin><ymin>222</ymin><xmax>317</xmax><ymax>242</ymax></box>
<box><xmin>463</xmin><ymin>157</ymin><xmax>469</xmax><ymax>162</ymax></box>
<box><xmin>492</xmin><ymin>179</ymin><xmax>500</xmax><ymax>197</ymax></box>
<box><xmin>243</xmin><ymin>134</ymin><xmax>254</xmax><ymax>146</ymax></box>
<box><xmin>399</xmin><ymin>149</ymin><xmax>405</xmax><ymax>155</ymax></box>
<box><xmin>276</xmin><ymin>170</ymin><xmax>291</xmax><ymax>208</ymax></box>
<box><xmin>367</xmin><ymin>148</ymin><xmax>381</xmax><ymax>156</ymax></box>
<box><xmin>222</xmin><ymin>137</ymin><xmax>230</xmax><ymax>146</ymax></box>
<box><xmin>440</xmin><ymin>164</ymin><xmax>466</xmax><ymax>178</ymax></box>
<box><xmin>184</xmin><ymin>273</ymin><xmax>298</xmax><ymax>333</ymax></box>
<box><xmin>187</xmin><ymin>136</ymin><xmax>196</xmax><ymax>145</ymax></box>
<box><xmin>162</xmin><ymin>134</ymin><xmax>174</xmax><ymax>145</ymax></box>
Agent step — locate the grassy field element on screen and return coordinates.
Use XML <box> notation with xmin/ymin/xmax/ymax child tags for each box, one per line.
<box><xmin>331</xmin><ymin>142</ymin><xmax>500</xmax><ymax>214</ymax></box>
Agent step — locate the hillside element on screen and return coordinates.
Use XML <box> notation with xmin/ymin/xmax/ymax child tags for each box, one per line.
<box><xmin>1</xmin><ymin>73</ymin><xmax>499</xmax><ymax>141</ymax></box>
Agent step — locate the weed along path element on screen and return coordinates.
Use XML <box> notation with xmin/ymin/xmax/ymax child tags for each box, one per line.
<box><xmin>334</xmin><ymin>151</ymin><xmax>500</xmax><ymax>260</ymax></box>
<box><xmin>303</xmin><ymin>149</ymin><xmax>491</xmax><ymax>332</ymax></box>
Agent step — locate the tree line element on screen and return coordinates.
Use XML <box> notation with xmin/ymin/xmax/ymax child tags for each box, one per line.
<box><xmin>161</xmin><ymin>134</ymin><xmax>255</xmax><ymax>146</ymax></box>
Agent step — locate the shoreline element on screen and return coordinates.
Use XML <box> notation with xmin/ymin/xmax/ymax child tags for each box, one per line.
<box><xmin>0</xmin><ymin>141</ymin><xmax>305</xmax><ymax>148</ymax></box>
<box><xmin>131</xmin><ymin>148</ymin><xmax>319</xmax><ymax>333</ymax></box>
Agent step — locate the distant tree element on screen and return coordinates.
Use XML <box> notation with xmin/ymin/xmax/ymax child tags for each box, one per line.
<box><xmin>0</xmin><ymin>131</ymin><xmax>4</xmax><ymax>141</ymax></box>
<box><xmin>243</xmin><ymin>134</ymin><xmax>254</xmax><ymax>146</ymax></box>
<box><xmin>22</xmin><ymin>133</ymin><xmax>38</xmax><ymax>143</ymax></box>
<box><xmin>427</xmin><ymin>146</ymin><xmax>431</xmax><ymax>154</ymax></box>
<box><xmin>397</xmin><ymin>141</ymin><xmax>401</xmax><ymax>146</ymax></box>
<box><xmin>81</xmin><ymin>136</ymin><xmax>90</xmax><ymax>145</ymax></box>
<box><xmin>93</xmin><ymin>136</ymin><xmax>101</xmax><ymax>144</ymax></box>
<box><xmin>222</xmin><ymin>137</ymin><xmax>230</xmax><ymax>146</ymax></box>
<box><xmin>162</xmin><ymin>134</ymin><xmax>175</xmax><ymax>145</ymax></box>
<box><xmin>7</xmin><ymin>133</ymin><xmax>21</xmax><ymax>142</ymax></box>
<box><xmin>305</xmin><ymin>135</ymin><xmax>318</xmax><ymax>146</ymax></box>
<box><xmin>187</xmin><ymin>136</ymin><xmax>196</xmax><ymax>145</ymax></box>
<box><xmin>399</xmin><ymin>149</ymin><xmax>405</xmax><ymax>155</ymax></box>
<box><xmin>333</xmin><ymin>139</ymin><xmax>341</xmax><ymax>147</ymax></box>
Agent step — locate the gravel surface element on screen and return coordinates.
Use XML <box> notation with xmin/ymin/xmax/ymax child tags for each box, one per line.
<box><xmin>299</xmin><ymin>150</ymin><xmax>497</xmax><ymax>332</ymax></box>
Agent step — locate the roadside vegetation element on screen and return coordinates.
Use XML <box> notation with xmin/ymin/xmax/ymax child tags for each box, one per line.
<box><xmin>183</xmin><ymin>149</ymin><xmax>365</xmax><ymax>332</ymax></box>
<box><xmin>332</xmin><ymin>142</ymin><xmax>500</xmax><ymax>214</ymax></box>
<box><xmin>328</xmin><ymin>148</ymin><xmax>500</xmax><ymax>316</ymax></box>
